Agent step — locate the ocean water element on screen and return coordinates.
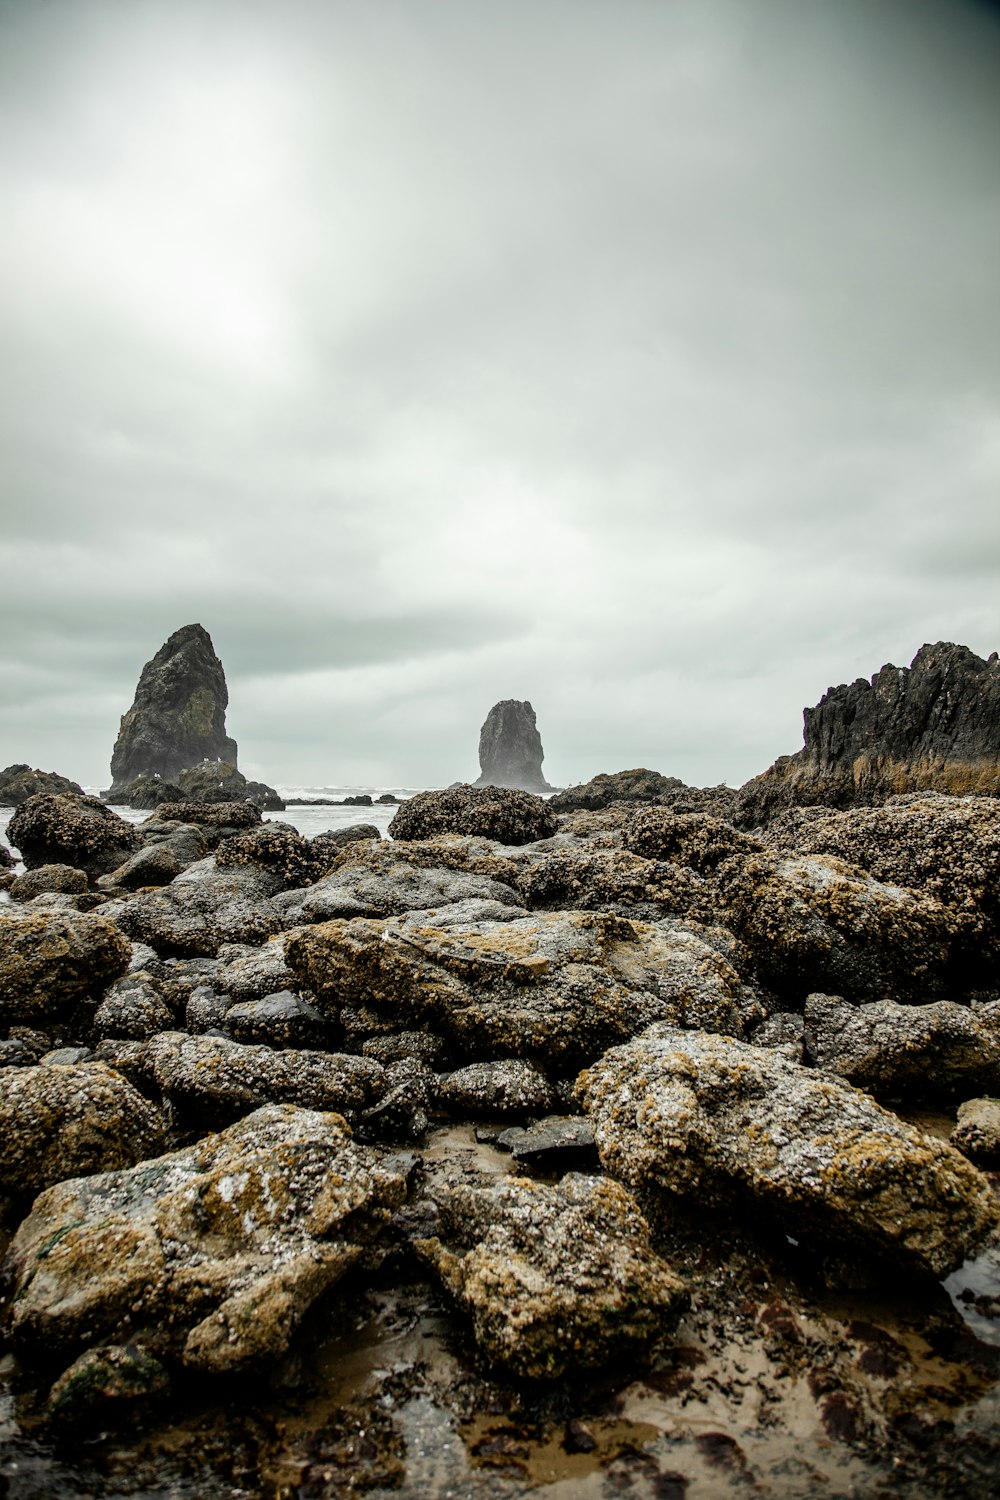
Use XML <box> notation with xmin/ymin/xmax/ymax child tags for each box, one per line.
<box><xmin>0</xmin><ymin>786</ymin><xmax>428</xmax><ymax>868</ymax></box>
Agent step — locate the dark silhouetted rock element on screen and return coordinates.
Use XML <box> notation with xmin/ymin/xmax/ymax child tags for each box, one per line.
<box><xmin>109</xmin><ymin>625</ymin><xmax>237</xmax><ymax>790</ymax></box>
<box><xmin>0</xmin><ymin>765</ymin><xmax>84</xmax><ymax>807</ymax></box>
<box><xmin>105</xmin><ymin>776</ymin><xmax>184</xmax><ymax>809</ymax></box>
<box><xmin>176</xmin><ymin>762</ymin><xmax>284</xmax><ymax>811</ymax></box>
<box><xmin>473</xmin><ymin>700</ymin><xmax>553</xmax><ymax>793</ymax></box>
<box><xmin>147</xmin><ymin>800</ymin><xmax>262</xmax><ymax>831</ymax></box>
<box><xmin>551</xmin><ymin>768</ymin><xmax>736</xmax><ymax>816</ymax></box>
<box><xmin>8</xmin><ymin>794</ymin><xmax>141</xmax><ymax>878</ymax></box>
<box><xmin>389</xmin><ymin>785</ymin><xmax>556</xmax><ymax>845</ymax></box>
<box><xmin>735</xmin><ymin>642</ymin><xmax>1000</xmax><ymax>825</ymax></box>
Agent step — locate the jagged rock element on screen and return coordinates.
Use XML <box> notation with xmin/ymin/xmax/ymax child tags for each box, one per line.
<box><xmin>951</xmin><ymin>1099</ymin><xmax>1000</xmax><ymax>1167</ymax></box>
<box><xmin>473</xmin><ymin>700</ymin><xmax>553</xmax><ymax>793</ymax></box>
<box><xmin>107</xmin><ymin>776</ymin><xmax>184</xmax><ymax>809</ymax></box>
<box><xmin>287</xmin><ymin>909</ymin><xmax>758</xmax><ymax>1068</ymax></box>
<box><xmin>274</xmin><ymin>842</ymin><xmax>522</xmax><ymax>926</ymax></box>
<box><xmin>146</xmin><ymin>1032</ymin><xmax>386</xmax><ymax>1129</ymax></box>
<box><xmin>577</xmin><ymin>1025</ymin><xmax>999</xmax><ymax>1280</ymax></box>
<box><xmin>0</xmin><ymin>765</ymin><xmax>84</xmax><ymax>806</ymax></box>
<box><xmin>550</xmin><ymin>769</ymin><xmax>737</xmax><ymax>816</ymax></box>
<box><xmin>0</xmin><ymin>1063</ymin><xmax>165</xmax><ymax>1200</ymax></box>
<box><xmin>414</xmin><ymin>1174</ymin><xmax>689</xmax><ymax>1379</ymax></box>
<box><xmin>92</xmin><ymin>973</ymin><xmax>178</xmax><ymax>1042</ymax></box>
<box><xmin>0</xmin><ymin>909</ymin><xmax>131</xmax><ymax>1025</ymax></box>
<box><xmin>438</xmin><ymin>1059</ymin><xmax>557</xmax><ymax>1119</ymax></box>
<box><xmin>3</xmin><ymin>1105</ymin><xmax>406</xmax><ymax>1371</ymax></box>
<box><xmin>389</xmin><ymin>786</ymin><xmax>556</xmax><ymax>846</ymax></box>
<box><xmin>8</xmin><ymin>864</ymin><xmax>88</xmax><ymax>903</ymax></box>
<box><xmin>716</xmin><ymin>850</ymin><xmax>957</xmax><ymax>1000</ymax></box>
<box><xmin>175</xmin><ymin>762</ymin><xmax>284</xmax><ymax>811</ymax></box>
<box><xmin>105</xmin><ymin>860</ymin><xmax>284</xmax><ymax>956</ymax></box>
<box><xmin>495</xmin><ymin>1116</ymin><xmax>598</xmax><ymax>1172</ymax></box>
<box><xmin>8</xmin><ymin>794</ymin><xmax>141</xmax><ymax>878</ymax></box>
<box><xmin>735</xmin><ymin>642</ymin><xmax>1000</xmax><ymax>825</ymax></box>
<box><xmin>803</xmin><ymin>993</ymin><xmax>1000</xmax><ymax>1101</ymax></box>
<box><xmin>108</xmin><ymin>624</ymin><xmax>238</xmax><ymax>789</ymax></box>
<box><xmin>225</xmin><ymin>992</ymin><xmax>332</xmax><ymax>1050</ymax></box>
<box><xmin>217</xmin><ymin>823</ymin><xmax>314</xmax><ymax>889</ymax></box>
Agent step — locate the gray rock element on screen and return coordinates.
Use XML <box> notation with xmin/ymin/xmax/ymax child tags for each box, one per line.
<box><xmin>438</xmin><ymin>1059</ymin><xmax>557</xmax><ymax>1119</ymax></box>
<box><xmin>0</xmin><ymin>764</ymin><xmax>84</xmax><ymax>807</ymax></box>
<box><xmin>495</xmin><ymin>1115</ymin><xmax>598</xmax><ymax>1172</ymax></box>
<box><xmin>414</xmin><ymin>1173</ymin><xmax>689</xmax><ymax>1379</ymax></box>
<box><xmin>804</xmin><ymin>993</ymin><xmax>1000</xmax><ymax>1100</ymax></box>
<box><xmin>146</xmin><ymin>1031</ymin><xmax>386</xmax><ymax>1129</ymax></box>
<box><xmin>287</xmin><ymin>909</ymin><xmax>759</xmax><ymax>1069</ymax></box>
<box><xmin>551</xmin><ymin>768</ymin><xmax>736</xmax><ymax>817</ymax></box>
<box><xmin>184</xmin><ymin>984</ymin><xmax>231</xmax><ymax>1034</ymax></box>
<box><xmin>218</xmin><ymin>937</ymin><xmax>297</xmax><ymax>1001</ymax></box>
<box><xmin>93</xmin><ymin>973</ymin><xmax>178</xmax><ymax>1042</ymax></box>
<box><xmin>951</xmin><ymin>1098</ymin><xmax>1000</xmax><ymax>1167</ymax></box>
<box><xmin>8</xmin><ymin>794</ymin><xmax>141</xmax><ymax>878</ymax></box>
<box><xmin>473</xmin><ymin>699</ymin><xmax>554</xmax><ymax>793</ymax></box>
<box><xmin>4</xmin><ymin>1105</ymin><xmax>406</xmax><ymax>1371</ymax></box>
<box><xmin>127</xmin><ymin>942</ymin><xmax>159</xmax><ymax>973</ymax></box>
<box><xmin>9</xmin><ymin>864</ymin><xmax>89</xmax><ymax>903</ymax></box>
<box><xmin>578</xmin><ymin>1025</ymin><xmax>999</xmax><ymax>1280</ymax></box>
<box><xmin>0</xmin><ymin>1063</ymin><xmax>165</xmax><ymax>1199</ymax></box>
<box><xmin>751</xmin><ymin>1012</ymin><xmax>806</xmax><ymax>1061</ymax></box>
<box><xmin>40</xmin><ymin>1046</ymin><xmax>94</xmax><ymax>1066</ymax></box>
<box><xmin>310</xmin><ymin>825</ymin><xmax>380</xmax><ymax>873</ymax></box>
<box><xmin>358</xmin><ymin>1057</ymin><xmax>436</xmax><ymax>1142</ymax></box>
<box><xmin>226</xmin><ymin>991</ymin><xmax>331</xmax><ymax>1049</ymax></box>
<box><xmin>107</xmin><ymin>859</ymin><xmax>283</xmax><ymax>956</ymax></box>
<box><xmin>0</xmin><ymin>908</ymin><xmax>131</xmax><ymax>1026</ymax></box>
<box><xmin>362</xmin><ymin>1031</ymin><xmax>450</xmax><ymax>1069</ymax></box>
<box><xmin>280</xmin><ymin>847</ymin><xmax>522</xmax><ymax>925</ymax></box>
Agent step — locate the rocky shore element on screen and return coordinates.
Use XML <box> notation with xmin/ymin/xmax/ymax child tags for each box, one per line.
<box><xmin>1</xmin><ymin>765</ymin><xmax>999</xmax><ymax>1497</ymax></box>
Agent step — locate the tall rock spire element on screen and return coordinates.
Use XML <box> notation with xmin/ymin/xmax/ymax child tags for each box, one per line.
<box><xmin>474</xmin><ymin>700</ymin><xmax>553</xmax><ymax>793</ymax></box>
<box><xmin>109</xmin><ymin>624</ymin><xmax>238</xmax><ymax>788</ymax></box>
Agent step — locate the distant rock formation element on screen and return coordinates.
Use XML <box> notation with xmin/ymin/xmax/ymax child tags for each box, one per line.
<box><xmin>109</xmin><ymin>625</ymin><xmax>237</xmax><ymax>792</ymax></box>
<box><xmin>735</xmin><ymin>642</ymin><xmax>1000</xmax><ymax>826</ymax></box>
<box><xmin>0</xmin><ymin>765</ymin><xmax>84</xmax><ymax>807</ymax></box>
<box><xmin>550</xmin><ymin>769</ymin><xmax>735</xmax><ymax>817</ymax></box>
<box><xmin>473</xmin><ymin>701</ymin><xmax>553</xmax><ymax>793</ymax></box>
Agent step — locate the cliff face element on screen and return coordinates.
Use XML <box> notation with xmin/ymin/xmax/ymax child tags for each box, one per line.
<box><xmin>473</xmin><ymin>700</ymin><xmax>553</xmax><ymax>794</ymax></box>
<box><xmin>735</xmin><ymin>642</ymin><xmax>1000</xmax><ymax>825</ymax></box>
<box><xmin>109</xmin><ymin>625</ymin><xmax>238</xmax><ymax>789</ymax></box>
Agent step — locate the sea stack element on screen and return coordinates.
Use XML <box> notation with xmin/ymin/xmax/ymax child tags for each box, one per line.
<box><xmin>735</xmin><ymin>641</ymin><xmax>1000</xmax><ymax>825</ymax></box>
<box><xmin>109</xmin><ymin>624</ymin><xmax>238</xmax><ymax>791</ymax></box>
<box><xmin>473</xmin><ymin>700</ymin><xmax>553</xmax><ymax>794</ymax></box>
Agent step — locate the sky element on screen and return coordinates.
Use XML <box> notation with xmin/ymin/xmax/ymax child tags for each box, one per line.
<box><xmin>1</xmin><ymin>0</ymin><xmax>998</xmax><ymax>792</ymax></box>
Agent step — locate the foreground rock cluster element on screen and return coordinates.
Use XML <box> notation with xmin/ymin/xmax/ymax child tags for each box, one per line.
<box><xmin>2</xmin><ymin>761</ymin><xmax>1000</xmax><ymax>1493</ymax></box>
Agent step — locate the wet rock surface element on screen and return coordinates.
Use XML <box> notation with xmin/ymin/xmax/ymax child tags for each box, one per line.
<box><xmin>389</xmin><ymin>784</ymin><xmax>558</xmax><ymax>844</ymax></box>
<box><xmin>8</xmin><ymin>793</ymin><xmax>142</xmax><ymax>877</ymax></box>
<box><xmin>0</xmin><ymin>907</ymin><xmax>131</xmax><ymax>1024</ymax></box>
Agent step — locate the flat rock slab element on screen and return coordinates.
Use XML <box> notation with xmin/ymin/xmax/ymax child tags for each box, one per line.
<box><xmin>4</xmin><ymin>1104</ymin><xmax>406</xmax><ymax>1372</ymax></box>
<box><xmin>415</xmin><ymin>1173</ymin><xmax>689</xmax><ymax>1379</ymax></box>
<box><xmin>495</xmin><ymin>1115</ymin><xmax>598</xmax><ymax>1172</ymax></box>
<box><xmin>804</xmin><ymin>993</ymin><xmax>1000</xmax><ymax>1100</ymax></box>
<box><xmin>577</xmin><ymin>1025</ymin><xmax>999</xmax><ymax>1281</ymax></box>
<box><xmin>287</xmin><ymin>910</ymin><xmax>754</xmax><ymax>1069</ymax></box>
<box><xmin>0</xmin><ymin>1063</ymin><xmax>165</xmax><ymax>1200</ymax></box>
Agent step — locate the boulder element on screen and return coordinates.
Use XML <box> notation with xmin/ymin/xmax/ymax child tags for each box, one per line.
<box><xmin>106</xmin><ymin>860</ymin><xmax>284</xmax><ymax>956</ymax></box>
<box><xmin>92</xmin><ymin>972</ymin><xmax>178</xmax><ymax>1041</ymax></box>
<box><xmin>8</xmin><ymin>794</ymin><xmax>141</xmax><ymax>878</ymax></box>
<box><xmin>577</xmin><ymin>1025</ymin><xmax>999</xmax><ymax>1280</ymax></box>
<box><xmin>362</xmin><ymin>1031</ymin><xmax>450</xmax><ymax>1070</ymax></box>
<box><xmin>217</xmin><ymin>937</ymin><xmax>297</xmax><ymax>1001</ymax></box>
<box><xmin>511</xmin><ymin>844</ymin><xmax>715</xmax><ymax>925</ymax></box>
<box><xmin>495</xmin><ymin>1116</ymin><xmax>598</xmax><ymax>1172</ymax></box>
<box><xmin>623</xmin><ymin>810</ymin><xmax>759</xmax><ymax>872</ymax></box>
<box><xmin>804</xmin><ymin>993</ymin><xmax>1000</xmax><ymax>1101</ymax></box>
<box><xmin>146</xmin><ymin>1032</ymin><xmax>386</xmax><ymax>1129</ymax></box>
<box><xmin>310</xmin><ymin>825</ymin><xmax>381</xmax><ymax>872</ymax></box>
<box><xmin>225</xmin><ymin>992</ymin><xmax>332</xmax><ymax>1050</ymax></box>
<box><xmin>275</xmin><ymin>843</ymin><xmax>522</xmax><ymax>925</ymax></box>
<box><xmin>716</xmin><ymin>850</ymin><xmax>957</xmax><ymax>1000</ymax></box>
<box><xmin>146</xmin><ymin>800</ymin><xmax>262</xmax><ymax>831</ymax></box>
<box><xmin>46</xmin><ymin>1344</ymin><xmax>171</xmax><ymax>1427</ymax></box>
<box><xmin>3</xmin><ymin>1105</ymin><xmax>407</xmax><ymax>1371</ymax></box>
<box><xmin>106</xmin><ymin>776</ymin><xmax>184</xmax><ymax>809</ymax></box>
<box><xmin>108</xmin><ymin>624</ymin><xmax>238</xmax><ymax>789</ymax></box>
<box><xmin>550</xmin><ymin>769</ymin><xmax>737</xmax><ymax>817</ymax></box>
<box><xmin>0</xmin><ymin>764</ymin><xmax>84</xmax><ymax>806</ymax></box>
<box><xmin>98</xmin><ymin>835</ymin><xmax>196</xmax><ymax>891</ymax></box>
<box><xmin>734</xmin><ymin>642</ymin><xmax>1000</xmax><ymax>824</ymax></box>
<box><xmin>175</xmin><ymin>761</ymin><xmax>284</xmax><ymax>811</ymax></box>
<box><xmin>216</xmin><ymin>823</ymin><xmax>314</xmax><ymax>890</ymax></box>
<box><xmin>438</xmin><ymin>1059</ymin><xmax>557</xmax><ymax>1119</ymax></box>
<box><xmin>9</xmin><ymin>864</ymin><xmax>89</xmax><ymax>903</ymax></box>
<box><xmin>951</xmin><ymin>1098</ymin><xmax>1000</xmax><ymax>1167</ymax></box>
<box><xmin>389</xmin><ymin>785</ymin><xmax>556</xmax><ymax>846</ymax></box>
<box><xmin>287</xmin><ymin>909</ymin><xmax>757</xmax><ymax>1069</ymax></box>
<box><xmin>0</xmin><ymin>1063</ymin><xmax>165</xmax><ymax>1200</ymax></box>
<box><xmin>0</xmin><ymin>908</ymin><xmax>131</xmax><ymax>1025</ymax></box>
<box><xmin>473</xmin><ymin>699</ymin><xmax>554</xmax><ymax>793</ymax></box>
<box><xmin>414</xmin><ymin>1174</ymin><xmax>689</xmax><ymax>1379</ymax></box>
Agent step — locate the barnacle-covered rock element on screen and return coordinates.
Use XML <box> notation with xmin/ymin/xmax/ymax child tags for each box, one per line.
<box><xmin>415</xmin><ymin>1173</ymin><xmax>689</xmax><ymax>1379</ymax></box>
<box><xmin>438</xmin><ymin>1059</ymin><xmax>557</xmax><ymax>1119</ymax></box>
<box><xmin>623</xmin><ymin>809</ymin><xmax>760</xmax><ymax>873</ymax></box>
<box><xmin>105</xmin><ymin>860</ymin><xmax>284</xmax><ymax>956</ymax></box>
<box><xmin>389</xmin><ymin>785</ymin><xmax>556</xmax><ymax>846</ymax></box>
<box><xmin>3</xmin><ymin>1104</ymin><xmax>406</xmax><ymax>1371</ymax></box>
<box><xmin>276</xmin><ymin>843</ymin><xmax>522</xmax><ymax>925</ymax></box>
<box><xmin>951</xmin><ymin>1098</ymin><xmax>1000</xmax><ymax>1167</ymax></box>
<box><xmin>216</xmin><ymin>822</ymin><xmax>315</xmax><ymax>890</ymax></box>
<box><xmin>0</xmin><ymin>908</ymin><xmax>131</xmax><ymax>1025</ymax></box>
<box><xmin>0</xmin><ymin>1062</ymin><xmax>164</xmax><ymax>1200</ymax></box>
<box><xmin>577</xmin><ymin>1025</ymin><xmax>998</xmax><ymax>1280</ymax></box>
<box><xmin>287</xmin><ymin>909</ymin><xmax>757</xmax><ymax>1068</ymax></box>
<box><xmin>9</xmin><ymin>864</ymin><xmax>89</xmax><ymax>903</ymax></box>
<box><xmin>8</xmin><ymin>794</ymin><xmax>141</xmax><ymax>878</ymax></box>
<box><xmin>0</xmin><ymin>764</ymin><xmax>84</xmax><ymax>807</ymax></box>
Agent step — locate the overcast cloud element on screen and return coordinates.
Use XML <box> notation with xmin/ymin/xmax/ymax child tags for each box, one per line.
<box><xmin>1</xmin><ymin>0</ymin><xmax>998</xmax><ymax>790</ymax></box>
